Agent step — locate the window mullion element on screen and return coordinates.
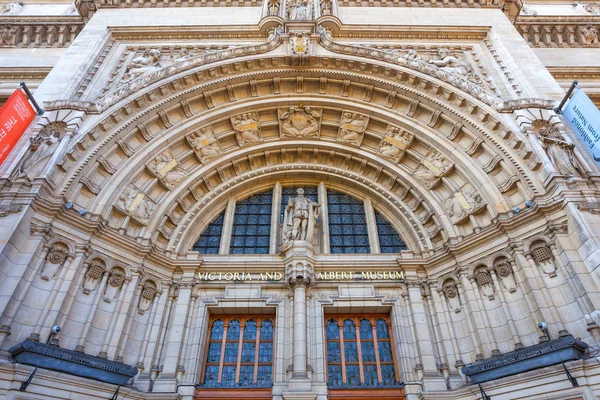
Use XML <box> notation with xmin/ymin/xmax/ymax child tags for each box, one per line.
<box><xmin>354</xmin><ymin>319</ymin><xmax>365</xmax><ymax>384</ymax></box>
<box><xmin>235</xmin><ymin>321</ymin><xmax>245</xmax><ymax>384</ymax></box>
<box><xmin>218</xmin><ymin>320</ymin><xmax>229</xmax><ymax>384</ymax></box>
<box><xmin>254</xmin><ymin>319</ymin><xmax>262</xmax><ymax>383</ymax></box>
<box><xmin>269</xmin><ymin>182</ymin><xmax>282</xmax><ymax>254</ymax></box>
<box><xmin>387</xmin><ymin>319</ymin><xmax>400</xmax><ymax>383</ymax></box>
<box><xmin>338</xmin><ymin>320</ymin><xmax>346</xmax><ymax>384</ymax></box>
<box><xmin>364</xmin><ymin>198</ymin><xmax>380</xmax><ymax>254</ymax></box>
<box><xmin>219</xmin><ymin>198</ymin><xmax>236</xmax><ymax>254</ymax></box>
<box><xmin>371</xmin><ymin>318</ymin><xmax>383</xmax><ymax>383</ymax></box>
<box><xmin>318</xmin><ymin>182</ymin><xmax>330</xmax><ymax>253</ymax></box>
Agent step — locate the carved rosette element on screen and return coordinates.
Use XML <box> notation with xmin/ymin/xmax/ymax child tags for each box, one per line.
<box><xmin>378</xmin><ymin>125</ymin><xmax>413</xmax><ymax>162</ymax></box>
<box><xmin>231</xmin><ymin>111</ymin><xmax>263</xmax><ymax>146</ymax></box>
<box><xmin>414</xmin><ymin>148</ymin><xmax>454</xmax><ymax>188</ymax></box>
<box><xmin>146</xmin><ymin>149</ymin><xmax>186</xmax><ymax>190</ymax></box>
<box><xmin>494</xmin><ymin>262</ymin><xmax>517</xmax><ymax>293</ymax></box>
<box><xmin>337</xmin><ymin>111</ymin><xmax>369</xmax><ymax>146</ymax></box>
<box><xmin>40</xmin><ymin>245</ymin><xmax>69</xmax><ymax>281</ymax></box>
<box><xmin>115</xmin><ymin>185</ymin><xmax>157</xmax><ymax>225</ymax></box>
<box><xmin>278</xmin><ymin>105</ymin><xmax>322</xmax><ymax>138</ymax></box>
<box><xmin>103</xmin><ymin>271</ymin><xmax>126</xmax><ymax>303</ymax></box>
<box><xmin>442</xmin><ymin>280</ymin><xmax>461</xmax><ymax>312</ymax></box>
<box><xmin>186</xmin><ymin>126</ymin><xmax>222</xmax><ymax>164</ymax></box>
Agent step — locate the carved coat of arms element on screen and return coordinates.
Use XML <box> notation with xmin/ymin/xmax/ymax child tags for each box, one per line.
<box><xmin>290</xmin><ymin>33</ymin><xmax>310</xmax><ymax>56</ymax></box>
<box><xmin>278</xmin><ymin>105</ymin><xmax>322</xmax><ymax>138</ymax></box>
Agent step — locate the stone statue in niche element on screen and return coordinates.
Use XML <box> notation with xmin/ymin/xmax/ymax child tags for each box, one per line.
<box><xmin>474</xmin><ymin>269</ymin><xmax>495</xmax><ymax>300</ymax></box>
<box><xmin>442</xmin><ymin>280</ymin><xmax>461</xmax><ymax>312</ymax></box>
<box><xmin>121</xmin><ymin>49</ymin><xmax>162</xmax><ymax>83</ymax></box>
<box><xmin>82</xmin><ymin>261</ymin><xmax>106</xmax><ymax>295</ymax></box>
<box><xmin>268</xmin><ymin>0</ymin><xmax>281</xmax><ymax>15</ymax></box>
<box><xmin>538</xmin><ymin>126</ymin><xmax>582</xmax><ymax>177</ymax></box>
<box><xmin>103</xmin><ymin>271</ymin><xmax>125</xmax><ymax>303</ymax></box>
<box><xmin>443</xmin><ymin>184</ymin><xmax>484</xmax><ymax>224</ymax></box>
<box><xmin>231</xmin><ymin>112</ymin><xmax>263</xmax><ymax>146</ymax></box>
<box><xmin>287</xmin><ymin>0</ymin><xmax>313</xmax><ymax>20</ymax></box>
<box><xmin>320</xmin><ymin>0</ymin><xmax>332</xmax><ymax>15</ymax></box>
<box><xmin>413</xmin><ymin>149</ymin><xmax>453</xmax><ymax>188</ymax></box>
<box><xmin>138</xmin><ymin>283</ymin><xmax>157</xmax><ymax>315</ymax></box>
<box><xmin>186</xmin><ymin>126</ymin><xmax>222</xmax><ymax>163</ymax></box>
<box><xmin>282</xmin><ymin>188</ymin><xmax>320</xmax><ymax>244</ymax></box>
<box><xmin>147</xmin><ymin>149</ymin><xmax>186</xmax><ymax>190</ymax></box>
<box><xmin>337</xmin><ymin>111</ymin><xmax>370</xmax><ymax>146</ymax></box>
<box><xmin>278</xmin><ymin>105</ymin><xmax>322</xmax><ymax>138</ymax></box>
<box><xmin>429</xmin><ymin>48</ymin><xmax>472</xmax><ymax>76</ymax></box>
<box><xmin>15</xmin><ymin>125</ymin><xmax>62</xmax><ymax>182</ymax></box>
<box><xmin>115</xmin><ymin>185</ymin><xmax>157</xmax><ymax>225</ymax></box>
<box><xmin>378</xmin><ymin>125</ymin><xmax>414</xmax><ymax>162</ymax></box>
<box><xmin>40</xmin><ymin>245</ymin><xmax>68</xmax><ymax>281</ymax></box>
<box><xmin>494</xmin><ymin>262</ymin><xmax>517</xmax><ymax>292</ymax></box>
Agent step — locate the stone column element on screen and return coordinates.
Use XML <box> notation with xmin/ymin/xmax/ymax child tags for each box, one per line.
<box><xmin>456</xmin><ymin>273</ymin><xmax>489</xmax><ymax>359</ymax></box>
<box><xmin>430</xmin><ymin>283</ymin><xmax>463</xmax><ymax>371</ymax></box>
<box><xmin>139</xmin><ymin>287</ymin><xmax>168</xmax><ymax>378</ymax></box>
<box><xmin>183</xmin><ymin>294</ymin><xmax>207</xmax><ymax>384</ymax></box>
<box><xmin>114</xmin><ymin>277</ymin><xmax>143</xmax><ymax>362</ymax></box>
<box><xmin>270</xmin><ymin>182</ymin><xmax>282</xmax><ymax>254</ymax></box>
<box><xmin>364</xmin><ymin>198</ymin><xmax>380</xmax><ymax>253</ymax></box>
<box><xmin>489</xmin><ymin>269</ymin><xmax>523</xmax><ymax>350</ymax></box>
<box><xmin>466</xmin><ymin>274</ymin><xmax>500</xmax><ymax>356</ymax></box>
<box><xmin>99</xmin><ymin>274</ymin><xmax>134</xmax><ymax>359</ymax></box>
<box><xmin>317</xmin><ymin>182</ymin><xmax>330</xmax><ymax>253</ymax></box>
<box><xmin>291</xmin><ymin>278</ymin><xmax>309</xmax><ymax>379</ymax></box>
<box><xmin>219</xmin><ymin>198</ymin><xmax>236</xmax><ymax>254</ymax></box>
<box><xmin>75</xmin><ymin>269</ymin><xmax>110</xmax><ymax>352</ymax></box>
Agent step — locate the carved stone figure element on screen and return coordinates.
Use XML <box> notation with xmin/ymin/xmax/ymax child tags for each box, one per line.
<box><xmin>138</xmin><ymin>283</ymin><xmax>157</xmax><ymax>315</ymax></box>
<box><xmin>186</xmin><ymin>126</ymin><xmax>222</xmax><ymax>163</ymax></box>
<box><xmin>116</xmin><ymin>185</ymin><xmax>157</xmax><ymax>225</ymax></box>
<box><xmin>442</xmin><ymin>280</ymin><xmax>461</xmax><ymax>312</ymax></box>
<box><xmin>538</xmin><ymin>126</ymin><xmax>582</xmax><ymax>177</ymax></box>
<box><xmin>579</xmin><ymin>25</ymin><xmax>598</xmax><ymax>45</ymax></box>
<box><xmin>282</xmin><ymin>188</ymin><xmax>320</xmax><ymax>244</ymax></box>
<box><xmin>413</xmin><ymin>149</ymin><xmax>453</xmax><ymax>188</ymax></box>
<box><xmin>121</xmin><ymin>49</ymin><xmax>162</xmax><ymax>83</ymax></box>
<box><xmin>403</xmin><ymin>49</ymin><xmax>424</xmax><ymax>61</ymax></box>
<box><xmin>83</xmin><ymin>261</ymin><xmax>106</xmax><ymax>295</ymax></box>
<box><xmin>320</xmin><ymin>0</ymin><xmax>332</xmax><ymax>15</ymax></box>
<box><xmin>1</xmin><ymin>0</ymin><xmax>23</xmax><ymax>15</ymax></box>
<box><xmin>268</xmin><ymin>0</ymin><xmax>280</xmax><ymax>15</ymax></box>
<box><xmin>170</xmin><ymin>48</ymin><xmax>193</xmax><ymax>63</ymax></box>
<box><xmin>443</xmin><ymin>185</ymin><xmax>484</xmax><ymax>224</ymax></box>
<box><xmin>278</xmin><ymin>105</ymin><xmax>321</xmax><ymax>138</ymax></box>
<box><xmin>231</xmin><ymin>112</ymin><xmax>263</xmax><ymax>146</ymax></box>
<box><xmin>474</xmin><ymin>269</ymin><xmax>495</xmax><ymax>300</ymax></box>
<box><xmin>520</xmin><ymin>2</ymin><xmax>538</xmax><ymax>15</ymax></box>
<box><xmin>40</xmin><ymin>245</ymin><xmax>68</xmax><ymax>281</ymax></box>
<box><xmin>287</xmin><ymin>0</ymin><xmax>313</xmax><ymax>20</ymax></box>
<box><xmin>103</xmin><ymin>271</ymin><xmax>125</xmax><ymax>303</ymax></box>
<box><xmin>429</xmin><ymin>48</ymin><xmax>472</xmax><ymax>76</ymax></box>
<box><xmin>378</xmin><ymin>125</ymin><xmax>414</xmax><ymax>162</ymax></box>
<box><xmin>147</xmin><ymin>149</ymin><xmax>186</xmax><ymax>189</ymax></box>
<box><xmin>15</xmin><ymin>126</ymin><xmax>62</xmax><ymax>181</ymax></box>
<box><xmin>573</xmin><ymin>2</ymin><xmax>600</xmax><ymax>15</ymax></box>
<box><xmin>337</xmin><ymin>111</ymin><xmax>369</xmax><ymax>146</ymax></box>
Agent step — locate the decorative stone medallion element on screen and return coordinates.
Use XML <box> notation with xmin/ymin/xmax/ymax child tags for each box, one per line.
<box><xmin>337</xmin><ymin>111</ymin><xmax>369</xmax><ymax>146</ymax></box>
<box><xmin>230</xmin><ymin>111</ymin><xmax>263</xmax><ymax>146</ymax></box>
<box><xmin>278</xmin><ymin>105</ymin><xmax>322</xmax><ymax>138</ymax></box>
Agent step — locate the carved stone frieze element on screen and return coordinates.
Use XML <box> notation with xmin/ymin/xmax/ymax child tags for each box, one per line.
<box><xmin>278</xmin><ymin>105</ymin><xmax>322</xmax><ymax>138</ymax></box>
<box><xmin>414</xmin><ymin>149</ymin><xmax>454</xmax><ymax>188</ymax></box>
<box><xmin>443</xmin><ymin>184</ymin><xmax>486</xmax><ymax>224</ymax></box>
<box><xmin>337</xmin><ymin>111</ymin><xmax>369</xmax><ymax>146</ymax></box>
<box><xmin>186</xmin><ymin>126</ymin><xmax>222</xmax><ymax>164</ymax></box>
<box><xmin>146</xmin><ymin>149</ymin><xmax>187</xmax><ymax>190</ymax></box>
<box><xmin>516</xmin><ymin>21</ymin><xmax>600</xmax><ymax>48</ymax></box>
<box><xmin>0</xmin><ymin>19</ymin><xmax>83</xmax><ymax>48</ymax></box>
<box><xmin>115</xmin><ymin>185</ymin><xmax>156</xmax><ymax>225</ymax></box>
<box><xmin>231</xmin><ymin>111</ymin><xmax>263</xmax><ymax>146</ymax></box>
<box><xmin>378</xmin><ymin>125</ymin><xmax>413</xmax><ymax>162</ymax></box>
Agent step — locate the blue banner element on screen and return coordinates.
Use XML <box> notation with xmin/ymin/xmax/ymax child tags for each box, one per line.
<box><xmin>563</xmin><ymin>88</ymin><xmax>600</xmax><ymax>166</ymax></box>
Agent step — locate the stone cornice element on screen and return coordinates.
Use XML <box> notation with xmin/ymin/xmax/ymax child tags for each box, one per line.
<box><xmin>0</xmin><ymin>67</ymin><xmax>51</xmax><ymax>81</ymax></box>
<box><xmin>0</xmin><ymin>15</ymin><xmax>84</xmax><ymax>48</ymax></box>
<box><xmin>514</xmin><ymin>16</ymin><xmax>600</xmax><ymax>47</ymax></box>
<box><xmin>547</xmin><ymin>66</ymin><xmax>600</xmax><ymax>80</ymax></box>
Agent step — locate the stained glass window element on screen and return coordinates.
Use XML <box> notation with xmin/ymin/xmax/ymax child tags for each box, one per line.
<box><xmin>202</xmin><ymin>316</ymin><xmax>274</xmax><ymax>388</ymax></box>
<box><xmin>375</xmin><ymin>211</ymin><xmax>407</xmax><ymax>253</ymax></box>
<box><xmin>230</xmin><ymin>191</ymin><xmax>272</xmax><ymax>254</ymax></box>
<box><xmin>193</xmin><ymin>212</ymin><xmax>225</xmax><ymax>254</ymax></box>
<box><xmin>327</xmin><ymin>190</ymin><xmax>370</xmax><ymax>254</ymax></box>
<box><xmin>280</xmin><ymin>186</ymin><xmax>318</xmax><ymax>223</ymax></box>
<box><xmin>325</xmin><ymin>315</ymin><xmax>399</xmax><ymax>388</ymax></box>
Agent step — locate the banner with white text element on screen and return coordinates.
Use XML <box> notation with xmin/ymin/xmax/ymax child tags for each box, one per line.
<box><xmin>562</xmin><ymin>88</ymin><xmax>600</xmax><ymax>167</ymax></box>
<box><xmin>0</xmin><ymin>90</ymin><xmax>36</xmax><ymax>167</ymax></box>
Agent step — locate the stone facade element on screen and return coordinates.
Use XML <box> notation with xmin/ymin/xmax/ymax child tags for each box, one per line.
<box><xmin>0</xmin><ymin>1</ymin><xmax>599</xmax><ymax>400</ymax></box>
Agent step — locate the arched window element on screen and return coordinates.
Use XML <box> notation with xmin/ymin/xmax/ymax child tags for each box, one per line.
<box><xmin>192</xmin><ymin>212</ymin><xmax>225</xmax><ymax>254</ymax></box>
<box><xmin>375</xmin><ymin>211</ymin><xmax>407</xmax><ymax>253</ymax></box>
<box><xmin>327</xmin><ymin>190</ymin><xmax>370</xmax><ymax>254</ymax></box>
<box><xmin>230</xmin><ymin>191</ymin><xmax>272</xmax><ymax>254</ymax></box>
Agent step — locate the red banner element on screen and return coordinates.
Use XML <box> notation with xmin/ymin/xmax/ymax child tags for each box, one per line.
<box><xmin>0</xmin><ymin>90</ymin><xmax>36</xmax><ymax>167</ymax></box>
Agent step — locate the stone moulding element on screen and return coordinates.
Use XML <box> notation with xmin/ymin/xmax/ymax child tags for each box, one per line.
<box><xmin>461</xmin><ymin>336</ymin><xmax>588</xmax><ymax>384</ymax></box>
<box><xmin>9</xmin><ymin>340</ymin><xmax>138</xmax><ymax>386</ymax></box>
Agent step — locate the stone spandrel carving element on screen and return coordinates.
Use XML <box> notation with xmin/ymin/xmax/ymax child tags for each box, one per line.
<box><xmin>83</xmin><ymin>261</ymin><xmax>106</xmax><ymax>295</ymax></box>
<box><xmin>443</xmin><ymin>184</ymin><xmax>485</xmax><ymax>224</ymax></box>
<box><xmin>531</xmin><ymin>245</ymin><xmax>558</xmax><ymax>278</ymax></box>
<box><xmin>186</xmin><ymin>126</ymin><xmax>222</xmax><ymax>163</ymax></box>
<box><xmin>378</xmin><ymin>125</ymin><xmax>414</xmax><ymax>162</ymax></box>
<box><xmin>231</xmin><ymin>112</ymin><xmax>263</xmax><ymax>146</ymax></box>
<box><xmin>337</xmin><ymin>111</ymin><xmax>369</xmax><ymax>146</ymax></box>
<box><xmin>537</xmin><ymin>126</ymin><xmax>583</xmax><ymax>177</ymax></box>
<box><xmin>278</xmin><ymin>105</ymin><xmax>322</xmax><ymax>138</ymax></box>
<box><xmin>115</xmin><ymin>185</ymin><xmax>157</xmax><ymax>225</ymax></box>
<box><xmin>413</xmin><ymin>148</ymin><xmax>453</xmax><ymax>188</ymax></box>
<box><xmin>121</xmin><ymin>49</ymin><xmax>162</xmax><ymax>84</ymax></box>
<box><xmin>287</xmin><ymin>0</ymin><xmax>313</xmax><ymax>20</ymax></box>
<box><xmin>138</xmin><ymin>283</ymin><xmax>157</xmax><ymax>315</ymax></box>
<box><xmin>15</xmin><ymin>125</ymin><xmax>62</xmax><ymax>182</ymax></box>
<box><xmin>282</xmin><ymin>188</ymin><xmax>320</xmax><ymax>244</ymax></box>
<box><xmin>429</xmin><ymin>48</ymin><xmax>472</xmax><ymax>76</ymax></box>
<box><xmin>40</xmin><ymin>245</ymin><xmax>68</xmax><ymax>281</ymax></box>
<box><xmin>146</xmin><ymin>149</ymin><xmax>186</xmax><ymax>189</ymax></box>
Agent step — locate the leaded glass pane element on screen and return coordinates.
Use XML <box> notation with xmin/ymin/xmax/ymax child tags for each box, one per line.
<box><xmin>363</xmin><ymin>364</ymin><xmax>379</xmax><ymax>386</ymax></box>
<box><xmin>376</xmin><ymin>319</ymin><xmax>390</xmax><ymax>339</ymax></box>
<box><xmin>326</xmin><ymin>319</ymin><xmax>339</xmax><ymax>340</ymax></box>
<box><xmin>261</xmin><ymin>319</ymin><xmax>274</xmax><ymax>340</ymax></box>
<box><xmin>344</xmin><ymin>341</ymin><xmax>358</xmax><ymax>362</ymax></box>
<box><xmin>241</xmin><ymin>342</ymin><xmax>256</xmax><ymax>363</ymax></box>
<box><xmin>204</xmin><ymin>365</ymin><xmax>219</xmax><ymax>387</ymax></box>
<box><xmin>257</xmin><ymin>366</ymin><xmax>272</xmax><ymax>387</ymax></box>
<box><xmin>210</xmin><ymin>320</ymin><xmax>224</xmax><ymax>340</ymax></box>
<box><xmin>230</xmin><ymin>191</ymin><xmax>272</xmax><ymax>254</ymax></box>
<box><xmin>375</xmin><ymin>211</ymin><xmax>408</xmax><ymax>253</ymax></box>
<box><xmin>378</xmin><ymin>341</ymin><xmax>394</xmax><ymax>362</ymax></box>
<box><xmin>239</xmin><ymin>366</ymin><xmax>254</xmax><ymax>387</ymax></box>
<box><xmin>224</xmin><ymin>342</ymin><xmax>238</xmax><ymax>363</ymax></box>
<box><xmin>207</xmin><ymin>342</ymin><xmax>222</xmax><ymax>363</ymax></box>
<box><xmin>361</xmin><ymin>341</ymin><xmax>376</xmax><ymax>362</ymax></box>
<box><xmin>259</xmin><ymin>342</ymin><xmax>273</xmax><ymax>363</ymax></box>
<box><xmin>227</xmin><ymin>320</ymin><xmax>240</xmax><ymax>340</ymax></box>
<box><xmin>359</xmin><ymin>319</ymin><xmax>373</xmax><ymax>339</ymax></box>
<box><xmin>328</xmin><ymin>365</ymin><xmax>343</xmax><ymax>387</ymax></box>
<box><xmin>343</xmin><ymin>319</ymin><xmax>356</xmax><ymax>340</ymax></box>
<box><xmin>281</xmin><ymin>186</ymin><xmax>318</xmax><ymax>223</ymax></box>
<box><xmin>244</xmin><ymin>320</ymin><xmax>257</xmax><ymax>340</ymax></box>
<box><xmin>345</xmin><ymin>365</ymin><xmax>361</xmax><ymax>386</ymax></box>
<box><xmin>327</xmin><ymin>341</ymin><xmax>342</xmax><ymax>363</ymax></box>
<box><xmin>221</xmin><ymin>365</ymin><xmax>236</xmax><ymax>386</ymax></box>
<box><xmin>192</xmin><ymin>212</ymin><xmax>225</xmax><ymax>254</ymax></box>
<box><xmin>381</xmin><ymin>364</ymin><xmax>396</xmax><ymax>385</ymax></box>
<box><xmin>327</xmin><ymin>190</ymin><xmax>370</xmax><ymax>254</ymax></box>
